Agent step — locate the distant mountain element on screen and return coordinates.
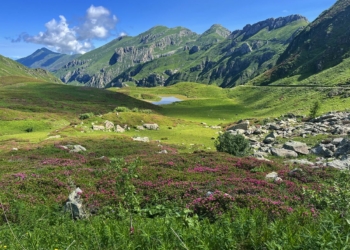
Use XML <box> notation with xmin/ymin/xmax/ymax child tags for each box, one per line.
<box><xmin>53</xmin><ymin>16</ymin><xmax>307</xmax><ymax>88</ymax></box>
<box><xmin>0</xmin><ymin>54</ymin><xmax>62</xmax><ymax>84</ymax></box>
<box><xmin>17</xmin><ymin>48</ymin><xmax>80</xmax><ymax>71</ymax></box>
<box><xmin>109</xmin><ymin>15</ymin><xmax>308</xmax><ymax>88</ymax></box>
<box><xmin>254</xmin><ymin>0</ymin><xmax>350</xmax><ymax>85</ymax></box>
<box><xmin>54</xmin><ymin>26</ymin><xmax>199</xmax><ymax>88</ymax></box>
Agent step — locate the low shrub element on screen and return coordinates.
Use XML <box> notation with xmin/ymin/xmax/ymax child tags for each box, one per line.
<box><xmin>214</xmin><ymin>133</ymin><xmax>251</xmax><ymax>156</ymax></box>
<box><xmin>114</xmin><ymin>106</ymin><xmax>131</xmax><ymax>112</ymax></box>
<box><xmin>79</xmin><ymin>112</ymin><xmax>94</xmax><ymax>120</ymax></box>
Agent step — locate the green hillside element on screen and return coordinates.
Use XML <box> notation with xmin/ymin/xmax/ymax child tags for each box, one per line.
<box><xmin>254</xmin><ymin>0</ymin><xmax>350</xmax><ymax>86</ymax></box>
<box><xmin>0</xmin><ymin>54</ymin><xmax>62</xmax><ymax>84</ymax></box>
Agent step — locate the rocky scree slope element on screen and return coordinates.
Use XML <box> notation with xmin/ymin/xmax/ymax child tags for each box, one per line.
<box><xmin>228</xmin><ymin>111</ymin><xmax>350</xmax><ymax>170</ymax></box>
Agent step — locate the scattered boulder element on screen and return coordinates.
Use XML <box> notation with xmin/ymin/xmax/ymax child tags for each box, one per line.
<box><xmin>288</xmin><ymin>168</ymin><xmax>303</xmax><ymax>177</ymax></box>
<box><xmin>334</xmin><ymin>138</ymin><xmax>350</xmax><ymax>157</ymax></box>
<box><xmin>92</xmin><ymin>125</ymin><xmax>105</xmax><ymax>131</ymax></box>
<box><xmin>206</xmin><ymin>191</ymin><xmax>213</xmax><ymax>197</ymax></box>
<box><xmin>274</xmin><ymin>177</ymin><xmax>283</xmax><ymax>183</ymax></box>
<box><xmin>327</xmin><ymin>158</ymin><xmax>350</xmax><ymax>170</ymax></box>
<box><xmin>263</xmin><ymin>132</ymin><xmax>278</xmax><ymax>144</ymax></box>
<box><xmin>104</xmin><ymin>120</ymin><xmax>115</xmax><ymax>130</ymax></box>
<box><xmin>115</xmin><ymin>125</ymin><xmax>125</xmax><ymax>133</ymax></box>
<box><xmin>271</xmin><ymin>148</ymin><xmax>298</xmax><ymax>158</ymax></box>
<box><xmin>69</xmin><ymin>145</ymin><xmax>86</xmax><ymax>153</ymax></box>
<box><xmin>64</xmin><ymin>187</ymin><xmax>87</xmax><ymax>219</ymax></box>
<box><xmin>332</xmin><ymin>138</ymin><xmax>344</xmax><ymax>146</ymax></box>
<box><xmin>132</xmin><ymin>137</ymin><xmax>150</xmax><ymax>142</ymax></box>
<box><xmin>136</xmin><ymin>125</ymin><xmax>145</xmax><ymax>130</ymax></box>
<box><xmin>143</xmin><ymin>123</ymin><xmax>159</xmax><ymax>130</ymax></box>
<box><xmin>285</xmin><ymin>159</ymin><xmax>314</xmax><ymax>166</ymax></box>
<box><xmin>283</xmin><ymin>141</ymin><xmax>309</xmax><ymax>155</ymax></box>
<box><xmin>46</xmin><ymin>135</ymin><xmax>61</xmax><ymax>140</ymax></box>
<box><xmin>311</xmin><ymin>145</ymin><xmax>333</xmax><ymax>158</ymax></box>
<box><xmin>227</xmin><ymin>120</ymin><xmax>250</xmax><ymax>131</ymax></box>
<box><xmin>265</xmin><ymin>172</ymin><xmax>278</xmax><ymax>181</ymax></box>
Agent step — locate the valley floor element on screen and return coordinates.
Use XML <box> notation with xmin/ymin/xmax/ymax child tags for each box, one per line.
<box><xmin>1</xmin><ymin>82</ymin><xmax>350</xmax><ymax>249</ymax></box>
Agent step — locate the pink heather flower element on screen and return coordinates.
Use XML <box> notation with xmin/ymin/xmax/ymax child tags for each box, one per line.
<box><xmin>13</xmin><ymin>173</ymin><xmax>27</xmax><ymax>180</ymax></box>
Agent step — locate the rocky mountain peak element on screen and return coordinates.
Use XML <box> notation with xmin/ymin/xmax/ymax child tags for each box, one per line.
<box><xmin>202</xmin><ymin>24</ymin><xmax>231</xmax><ymax>38</ymax></box>
<box><xmin>238</xmin><ymin>14</ymin><xmax>308</xmax><ymax>39</ymax></box>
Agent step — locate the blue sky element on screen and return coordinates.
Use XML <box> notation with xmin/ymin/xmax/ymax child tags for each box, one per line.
<box><xmin>0</xmin><ymin>0</ymin><xmax>337</xmax><ymax>59</ymax></box>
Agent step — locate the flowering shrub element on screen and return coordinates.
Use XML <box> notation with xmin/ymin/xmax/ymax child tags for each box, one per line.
<box><xmin>187</xmin><ymin>191</ymin><xmax>235</xmax><ymax>220</ymax></box>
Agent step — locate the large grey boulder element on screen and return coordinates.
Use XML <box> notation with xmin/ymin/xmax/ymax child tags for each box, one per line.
<box><xmin>283</xmin><ymin>141</ymin><xmax>309</xmax><ymax>155</ymax></box>
<box><xmin>265</xmin><ymin>172</ymin><xmax>278</xmax><ymax>181</ymax></box>
<box><xmin>104</xmin><ymin>120</ymin><xmax>115</xmax><ymax>130</ymax></box>
<box><xmin>64</xmin><ymin>187</ymin><xmax>87</xmax><ymax>219</ymax></box>
<box><xmin>327</xmin><ymin>159</ymin><xmax>350</xmax><ymax>170</ymax></box>
<box><xmin>115</xmin><ymin>125</ymin><xmax>125</xmax><ymax>133</ymax></box>
<box><xmin>228</xmin><ymin>120</ymin><xmax>249</xmax><ymax>131</ymax></box>
<box><xmin>334</xmin><ymin>138</ymin><xmax>350</xmax><ymax>157</ymax></box>
<box><xmin>332</xmin><ymin>138</ymin><xmax>344</xmax><ymax>146</ymax></box>
<box><xmin>311</xmin><ymin>145</ymin><xmax>334</xmax><ymax>158</ymax></box>
<box><xmin>271</xmin><ymin>148</ymin><xmax>298</xmax><ymax>158</ymax></box>
<box><xmin>143</xmin><ymin>123</ymin><xmax>159</xmax><ymax>130</ymax></box>
<box><xmin>263</xmin><ymin>132</ymin><xmax>278</xmax><ymax>144</ymax></box>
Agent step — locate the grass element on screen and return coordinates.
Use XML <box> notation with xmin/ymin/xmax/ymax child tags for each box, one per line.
<box><xmin>2</xmin><ymin>77</ymin><xmax>350</xmax><ymax>248</ymax></box>
<box><xmin>113</xmin><ymin>82</ymin><xmax>350</xmax><ymax>124</ymax></box>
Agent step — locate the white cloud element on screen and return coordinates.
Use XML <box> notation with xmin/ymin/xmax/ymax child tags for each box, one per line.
<box><xmin>76</xmin><ymin>5</ymin><xmax>118</xmax><ymax>40</ymax></box>
<box><xmin>119</xmin><ymin>32</ymin><xmax>127</xmax><ymax>37</ymax></box>
<box><xmin>13</xmin><ymin>5</ymin><xmax>117</xmax><ymax>54</ymax></box>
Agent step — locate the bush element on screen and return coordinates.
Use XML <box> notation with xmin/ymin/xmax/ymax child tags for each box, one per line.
<box><xmin>114</xmin><ymin>106</ymin><xmax>131</xmax><ymax>112</ymax></box>
<box><xmin>309</xmin><ymin>101</ymin><xmax>321</xmax><ymax>119</ymax></box>
<box><xmin>139</xmin><ymin>109</ymin><xmax>153</xmax><ymax>114</ymax></box>
<box><xmin>214</xmin><ymin>133</ymin><xmax>251</xmax><ymax>156</ymax></box>
<box><xmin>25</xmin><ymin>127</ymin><xmax>33</xmax><ymax>133</ymax></box>
<box><xmin>79</xmin><ymin>112</ymin><xmax>94</xmax><ymax>120</ymax></box>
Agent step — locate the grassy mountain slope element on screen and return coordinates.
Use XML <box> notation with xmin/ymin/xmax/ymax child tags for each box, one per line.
<box><xmin>54</xmin><ymin>26</ymin><xmax>199</xmax><ymax>88</ymax></box>
<box><xmin>109</xmin><ymin>15</ymin><xmax>308</xmax><ymax>88</ymax></box>
<box><xmin>0</xmin><ymin>55</ymin><xmax>62</xmax><ymax>84</ymax></box>
<box><xmin>253</xmin><ymin>0</ymin><xmax>350</xmax><ymax>85</ymax></box>
<box><xmin>17</xmin><ymin>48</ymin><xmax>80</xmax><ymax>71</ymax></box>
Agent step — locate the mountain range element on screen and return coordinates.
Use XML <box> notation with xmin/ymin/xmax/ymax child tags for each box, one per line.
<box><xmin>15</xmin><ymin>0</ymin><xmax>350</xmax><ymax>88</ymax></box>
<box><xmin>17</xmin><ymin>47</ymin><xmax>80</xmax><ymax>72</ymax></box>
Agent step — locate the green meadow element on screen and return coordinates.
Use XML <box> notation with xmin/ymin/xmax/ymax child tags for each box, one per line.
<box><xmin>1</xmin><ymin>80</ymin><xmax>350</xmax><ymax>249</ymax></box>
